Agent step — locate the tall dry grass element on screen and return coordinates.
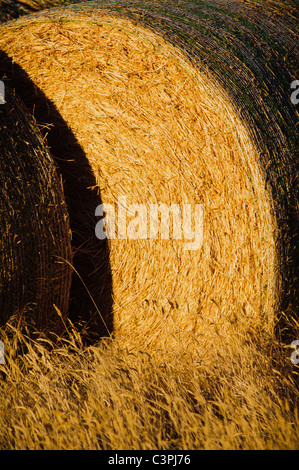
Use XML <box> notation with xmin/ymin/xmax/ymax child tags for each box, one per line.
<box><xmin>0</xmin><ymin>316</ymin><xmax>298</xmax><ymax>450</ymax></box>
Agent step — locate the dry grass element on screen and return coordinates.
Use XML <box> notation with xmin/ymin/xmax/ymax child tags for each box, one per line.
<box><xmin>0</xmin><ymin>319</ymin><xmax>299</xmax><ymax>450</ymax></box>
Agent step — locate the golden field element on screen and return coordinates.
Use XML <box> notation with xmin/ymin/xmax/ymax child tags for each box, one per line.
<box><xmin>0</xmin><ymin>314</ymin><xmax>299</xmax><ymax>450</ymax></box>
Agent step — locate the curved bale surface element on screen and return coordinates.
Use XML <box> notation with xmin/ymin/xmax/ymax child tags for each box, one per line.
<box><xmin>0</xmin><ymin>0</ymin><xmax>83</xmax><ymax>23</ymax></box>
<box><xmin>0</xmin><ymin>0</ymin><xmax>297</xmax><ymax>351</ymax></box>
<box><xmin>0</xmin><ymin>86</ymin><xmax>73</xmax><ymax>334</ymax></box>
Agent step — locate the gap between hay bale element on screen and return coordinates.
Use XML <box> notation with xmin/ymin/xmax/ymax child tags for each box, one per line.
<box><xmin>0</xmin><ymin>1</ymin><xmax>297</xmax><ymax>352</ymax></box>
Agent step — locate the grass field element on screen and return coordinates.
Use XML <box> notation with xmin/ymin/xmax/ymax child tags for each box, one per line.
<box><xmin>0</xmin><ymin>0</ymin><xmax>298</xmax><ymax>450</ymax></box>
<box><xmin>0</xmin><ymin>314</ymin><xmax>299</xmax><ymax>450</ymax></box>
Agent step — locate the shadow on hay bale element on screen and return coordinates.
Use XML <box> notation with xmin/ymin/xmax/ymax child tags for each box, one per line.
<box><xmin>0</xmin><ymin>85</ymin><xmax>73</xmax><ymax>335</ymax></box>
<box><xmin>0</xmin><ymin>51</ymin><xmax>114</xmax><ymax>341</ymax></box>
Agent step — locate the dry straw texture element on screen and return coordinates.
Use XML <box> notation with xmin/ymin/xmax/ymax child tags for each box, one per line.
<box><xmin>0</xmin><ymin>85</ymin><xmax>73</xmax><ymax>333</ymax></box>
<box><xmin>0</xmin><ymin>1</ymin><xmax>298</xmax><ymax>353</ymax></box>
<box><xmin>0</xmin><ymin>0</ymin><xmax>298</xmax><ymax>452</ymax></box>
<box><xmin>0</xmin><ymin>324</ymin><xmax>298</xmax><ymax>450</ymax></box>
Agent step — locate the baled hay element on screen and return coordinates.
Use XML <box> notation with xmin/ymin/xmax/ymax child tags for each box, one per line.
<box><xmin>0</xmin><ymin>1</ymin><xmax>297</xmax><ymax>352</ymax></box>
<box><xmin>0</xmin><ymin>0</ymin><xmax>84</xmax><ymax>23</ymax></box>
<box><xmin>0</xmin><ymin>86</ymin><xmax>73</xmax><ymax>334</ymax></box>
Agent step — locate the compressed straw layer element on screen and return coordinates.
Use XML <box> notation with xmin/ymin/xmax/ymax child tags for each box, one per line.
<box><xmin>0</xmin><ymin>86</ymin><xmax>73</xmax><ymax>334</ymax></box>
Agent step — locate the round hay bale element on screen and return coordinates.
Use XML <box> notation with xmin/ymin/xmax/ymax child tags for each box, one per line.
<box><xmin>0</xmin><ymin>85</ymin><xmax>73</xmax><ymax>334</ymax></box>
<box><xmin>0</xmin><ymin>1</ymin><xmax>297</xmax><ymax>351</ymax></box>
